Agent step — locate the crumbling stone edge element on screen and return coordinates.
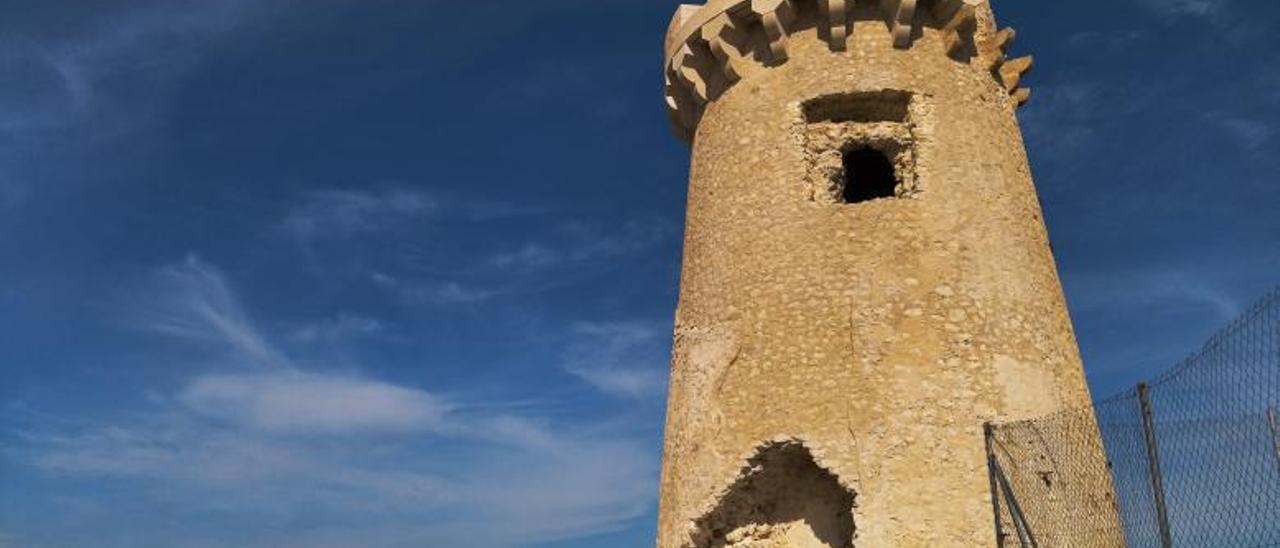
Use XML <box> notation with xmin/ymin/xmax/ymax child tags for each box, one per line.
<box><xmin>680</xmin><ymin>436</ymin><xmax>860</xmax><ymax>547</ymax></box>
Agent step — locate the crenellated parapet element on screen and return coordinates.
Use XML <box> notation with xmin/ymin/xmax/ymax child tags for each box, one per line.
<box><xmin>663</xmin><ymin>0</ymin><xmax>1033</xmax><ymax>141</ymax></box>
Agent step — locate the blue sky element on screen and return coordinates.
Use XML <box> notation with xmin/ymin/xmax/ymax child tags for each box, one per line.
<box><xmin>0</xmin><ymin>0</ymin><xmax>1277</xmax><ymax>546</ymax></box>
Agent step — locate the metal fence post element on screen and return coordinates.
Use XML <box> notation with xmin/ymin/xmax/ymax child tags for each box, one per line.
<box><xmin>1138</xmin><ymin>383</ymin><xmax>1174</xmax><ymax>548</ymax></box>
<box><xmin>996</xmin><ymin>462</ymin><xmax>1040</xmax><ymax>548</ymax></box>
<box><xmin>985</xmin><ymin>423</ymin><xmax>1008</xmax><ymax>547</ymax></box>
<box><xmin>986</xmin><ymin>423</ymin><xmax>1039</xmax><ymax>548</ymax></box>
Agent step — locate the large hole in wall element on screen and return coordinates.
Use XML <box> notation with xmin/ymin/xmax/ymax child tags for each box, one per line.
<box><xmin>690</xmin><ymin>441</ymin><xmax>856</xmax><ymax>548</ymax></box>
<box><xmin>841</xmin><ymin>147</ymin><xmax>897</xmax><ymax>203</ymax></box>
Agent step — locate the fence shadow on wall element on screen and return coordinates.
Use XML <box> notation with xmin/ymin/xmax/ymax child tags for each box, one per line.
<box><xmin>986</xmin><ymin>288</ymin><xmax>1280</xmax><ymax>548</ymax></box>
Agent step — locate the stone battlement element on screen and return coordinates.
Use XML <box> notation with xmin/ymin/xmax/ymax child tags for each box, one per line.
<box><xmin>663</xmin><ymin>0</ymin><xmax>1032</xmax><ymax>140</ymax></box>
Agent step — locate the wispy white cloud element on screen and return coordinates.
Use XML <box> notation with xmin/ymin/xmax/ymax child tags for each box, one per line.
<box><xmin>1133</xmin><ymin>0</ymin><xmax>1257</xmax><ymax>36</ymax></box>
<box><xmin>128</xmin><ymin>257</ymin><xmax>451</xmax><ymax>435</ymax></box>
<box><xmin>8</xmin><ymin>256</ymin><xmax>659</xmax><ymax>546</ymax></box>
<box><xmin>278</xmin><ymin>188</ymin><xmax>436</xmax><ymax>240</ymax></box>
<box><xmin>361</xmin><ymin>218</ymin><xmax>677</xmax><ymax>309</ymax></box>
<box><xmin>1215</xmin><ymin>117</ymin><xmax>1272</xmax><ymax>152</ymax></box>
<box><xmin>0</xmin><ymin>0</ymin><xmax>265</xmax><ymax>216</ymax></box>
<box><xmin>370</xmin><ymin>272</ymin><xmax>498</xmax><ymax>305</ymax></box>
<box><xmin>21</xmin><ymin>421</ymin><xmax>456</xmax><ymax>512</ymax></box>
<box><xmin>1018</xmin><ymin>77</ymin><xmax>1157</xmax><ymax>197</ymax></box>
<box><xmin>179</xmin><ymin>372</ymin><xmax>448</xmax><ymax>434</ymax></box>
<box><xmin>425</xmin><ymin>281</ymin><xmax>499</xmax><ymax>304</ymax></box>
<box><xmin>1064</xmin><ymin>30</ymin><xmax>1150</xmax><ymax>53</ymax></box>
<box><xmin>560</xmin><ymin>219</ymin><xmax>677</xmax><ymax>262</ymax></box>
<box><xmin>373</xmin><ymin>217</ymin><xmax>675</xmax><ymax>304</ymax></box>
<box><xmin>0</xmin><ymin>0</ymin><xmax>257</xmax><ymax>136</ymax></box>
<box><xmin>32</xmin><ymin>419</ymin><xmax>651</xmax><ymax>544</ymax></box>
<box><xmin>15</xmin><ymin>404</ymin><xmax>657</xmax><ymax>546</ymax></box>
<box><xmin>485</xmin><ymin>218</ymin><xmax>677</xmax><ymax>272</ymax></box>
<box><xmin>1136</xmin><ymin>0</ymin><xmax>1230</xmax><ymax>19</ymax></box>
<box><xmin>1066</xmin><ymin>268</ymin><xmax>1241</xmax><ymax>323</ymax></box>
<box><xmin>291</xmin><ymin>314</ymin><xmax>385</xmax><ymax>344</ymax></box>
<box><xmin>132</xmin><ymin>256</ymin><xmax>287</xmax><ymax>368</ymax></box>
<box><xmin>488</xmin><ymin>243</ymin><xmax>563</xmax><ymax>270</ymax></box>
<box><xmin>1020</xmin><ymin>82</ymin><xmax>1103</xmax><ymax>150</ymax></box>
<box><xmin>1015</xmin><ymin>80</ymin><xmax>1110</xmax><ymax>194</ymax></box>
<box><xmin>563</xmin><ymin>321</ymin><xmax>669</xmax><ymax>398</ymax></box>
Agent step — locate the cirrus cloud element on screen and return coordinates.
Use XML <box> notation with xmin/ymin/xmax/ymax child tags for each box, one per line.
<box><xmin>3</xmin><ymin>255</ymin><xmax>661</xmax><ymax>547</ymax></box>
<box><xmin>179</xmin><ymin>372</ymin><xmax>449</xmax><ymax>434</ymax></box>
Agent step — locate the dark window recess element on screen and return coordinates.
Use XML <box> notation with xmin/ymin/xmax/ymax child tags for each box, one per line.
<box><xmin>842</xmin><ymin>147</ymin><xmax>897</xmax><ymax>203</ymax></box>
<box><xmin>804</xmin><ymin>90</ymin><xmax>911</xmax><ymax>124</ymax></box>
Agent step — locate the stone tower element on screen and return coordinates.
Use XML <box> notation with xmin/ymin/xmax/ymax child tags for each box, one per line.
<box><xmin>656</xmin><ymin>1</ymin><xmax>1115</xmax><ymax>546</ymax></box>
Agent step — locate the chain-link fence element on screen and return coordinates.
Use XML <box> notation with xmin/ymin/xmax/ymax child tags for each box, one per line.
<box><xmin>986</xmin><ymin>288</ymin><xmax>1280</xmax><ymax>547</ymax></box>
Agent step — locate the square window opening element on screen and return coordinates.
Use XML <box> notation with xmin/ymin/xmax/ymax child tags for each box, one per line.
<box><xmin>799</xmin><ymin>90</ymin><xmax>920</xmax><ymax>205</ymax></box>
<box><xmin>842</xmin><ymin>146</ymin><xmax>899</xmax><ymax>204</ymax></box>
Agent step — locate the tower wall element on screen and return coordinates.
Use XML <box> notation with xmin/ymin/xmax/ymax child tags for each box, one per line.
<box><xmin>657</xmin><ymin>1</ymin><xmax>1118</xmax><ymax>546</ymax></box>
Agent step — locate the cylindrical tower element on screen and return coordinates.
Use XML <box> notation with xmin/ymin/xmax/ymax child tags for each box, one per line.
<box><xmin>656</xmin><ymin>1</ymin><xmax>1117</xmax><ymax>546</ymax></box>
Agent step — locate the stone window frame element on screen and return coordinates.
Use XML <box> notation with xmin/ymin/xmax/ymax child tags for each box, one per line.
<box><xmin>797</xmin><ymin>90</ymin><xmax>931</xmax><ymax>205</ymax></box>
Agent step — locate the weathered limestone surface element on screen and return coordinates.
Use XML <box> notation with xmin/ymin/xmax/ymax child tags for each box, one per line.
<box><xmin>655</xmin><ymin>1</ymin><xmax>1119</xmax><ymax>546</ymax></box>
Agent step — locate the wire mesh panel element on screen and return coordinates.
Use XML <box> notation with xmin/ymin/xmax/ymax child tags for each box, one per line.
<box><xmin>988</xmin><ymin>288</ymin><xmax>1280</xmax><ymax>548</ymax></box>
<box><xmin>1142</xmin><ymin>288</ymin><xmax>1280</xmax><ymax>547</ymax></box>
<box><xmin>988</xmin><ymin>409</ymin><xmax>1127</xmax><ymax>547</ymax></box>
<box><xmin>1094</xmin><ymin>391</ymin><xmax>1163</xmax><ymax>548</ymax></box>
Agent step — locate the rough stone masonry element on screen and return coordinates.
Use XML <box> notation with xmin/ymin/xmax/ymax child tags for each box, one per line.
<box><xmin>655</xmin><ymin>1</ymin><xmax>1121</xmax><ymax>546</ymax></box>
